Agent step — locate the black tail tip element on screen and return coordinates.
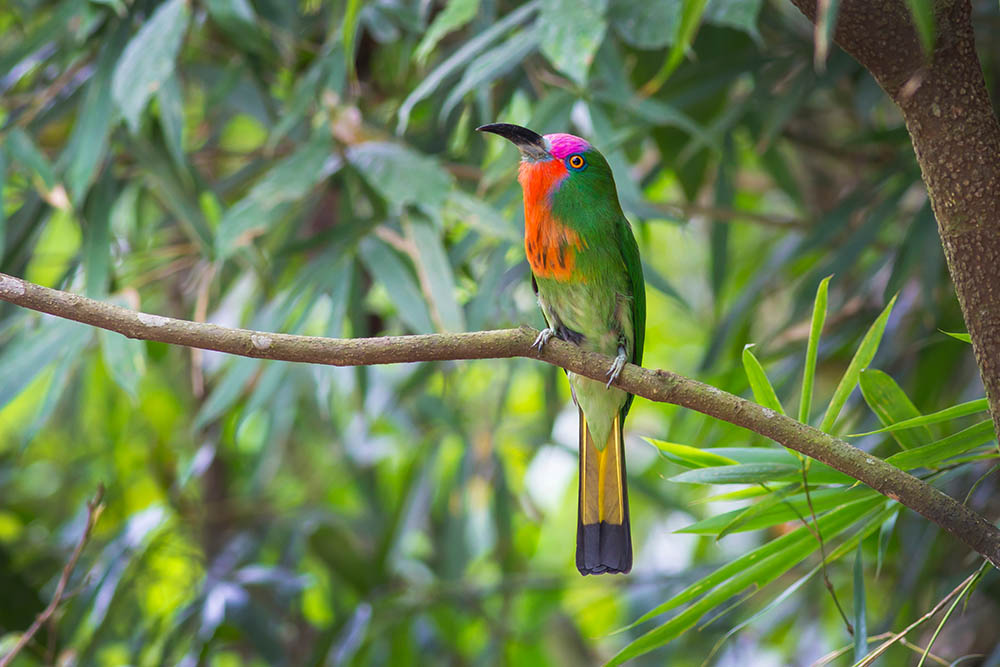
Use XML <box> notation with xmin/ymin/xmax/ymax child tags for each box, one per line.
<box><xmin>577</xmin><ymin>521</ymin><xmax>632</xmax><ymax>575</ymax></box>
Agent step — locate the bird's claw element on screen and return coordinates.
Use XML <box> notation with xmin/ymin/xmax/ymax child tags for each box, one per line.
<box><xmin>605</xmin><ymin>346</ymin><xmax>627</xmax><ymax>389</ymax></box>
<box><xmin>532</xmin><ymin>327</ymin><xmax>556</xmax><ymax>352</ymax></box>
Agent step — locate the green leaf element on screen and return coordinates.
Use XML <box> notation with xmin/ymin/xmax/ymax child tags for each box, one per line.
<box><xmin>799</xmin><ymin>275</ymin><xmax>831</xmax><ymax>424</ymax></box>
<box><xmin>441</xmin><ymin>27</ymin><xmax>541</xmax><ymax>120</ymax></box>
<box><xmin>0</xmin><ymin>320</ymin><xmax>89</xmax><ymax>412</ymax></box>
<box><xmin>610</xmin><ymin>0</ymin><xmax>680</xmax><ymax>50</ymax></box>
<box><xmin>406</xmin><ymin>217</ymin><xmax>465</xmax><ymax>332</ymax></box>
<box><xmin>538</xmin><ymin>0</ymin><xmax>607</xmax><ymax>85</ymax></box>
<box><xmin>704</xmin><ymin>0</ymin><xmax>763</xmax><ymax>42</ymax></box>
<box><xmin>98</xmin><ymin>327</ymin><xmax>146</xmax><ymax>399</ymax></box>
<box><xmin>858</xmin><ymin>369</ymin><xmax>932</xmax><ymax>450</ymax></box>
<box><xmin>64</xmin><ymin>22</ymin><xmax>127</xmax><ymax>204</ymax></box>
<box><xmin>885</xmin><ymin>420</ymin><xmax>996</xmax><ymax>470</ymax></box>
<box><xmin>706</xmin><ymin>505</ymin><xmax>894</xmax><ymax>662</ymax></box>
<box><xmin>347</xmin><ymin>142</ymin><xmax>454</xmax><ymax>216</ymax></box>
<box><xmin>195</xmin><ymin>358</ymin><xmax>260</xmax><ymax>428</ymax></box>
<box><xmin>819</xmin><ymin>295</ymin><xmax>897</xmax><ymax>433</ymax></box>
<box><xmin>851</xmin><ymin>398</ymin><xmax>989</xmax><ymax>436</ymax></box>
<box><xmin>742</xmin><ymin>345</ymin><xmax>785</xmax><ymax>415</ymax></box>
<box><xmin>640</xmin><ymin>0</ymin><xmax>708</xmax><ymax>94</ymax></box>
<box><xmin>679</xmin><ymin>487</ymin><xmax>875</xmax><ymax>536</ymax></box>
<box><xmin>941</xmin><ymin>331</ymin><xmax>972</xmax><ymax>344</ymax></box>
<box><xmin>216</xmin><ymin>136</ymin><xmax>341</xmax><ymax>257</ymax></box>
<box><xmin>671</xmin><ymin>463</ymin><xmax>800</xmax><ymax>485</ymax></box>
<box><xmin>5</xmin><ymin>128</ymin><xmax>68</xmax><ymax>209</ymax></box>
<box><xmin>358</xmin><ymin>237</ymin><xmax>435</xmax><ymax>334</ymax></box>
<box><xmin>645</xmin><ymin>438</ymin><xmax>738</xmax><ymax>468</ymax></box>
<box><xmin>854</xmin><ymin>541</ymin><xmax>867</xmax><ymax>663</ymax></box>
<box><xmin>83</xmin><ymin>170</ymin><xmax>113</xmax><ymax>298</ymax></box>
<box><xmin>205</xmin><ymin>0</ymin><xmax>271</xmax><ymax>55</ymax></box>
<box><xmin>342</xmin><ymin>0</ymin><xmax>363</xmax><ymax>81</ymax></box>
<box><xmin>415</xmin><ymin>0</ymin><xmax>480</xmax><ymax>64</ymax></box>
<box><xmin>396</xmin><ymin>1</ymin><xmax>539</xmax><ymax>133</ymax></box>
<box><xmin>904</xmin><ymin>0</ymin><xmax>936</xmax><ymax>55</ymax></box>
<box><xmin>111</xmin><ymin>0</ymin><xmax>191</xmax><ymax>132</ymax></box>
<box><xmin>610</xmin><ymin>498</ymin><xmax>885</xmax><ymax>664</ymax></box>
<box><xmin>156</xmin><ymin>73</ymin><xmax>186</xmax><ymax>172</ymax></box>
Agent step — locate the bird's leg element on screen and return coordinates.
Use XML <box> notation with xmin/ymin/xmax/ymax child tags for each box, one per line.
<box><xmin>532</xmin><ymin>327</ymin><xmax>556</xmax><ymax>352</ymax></box>
<box><xmin>605</xmin><ymin>342</ymin><xmax>628</xmax><ymax>389</ymax></box>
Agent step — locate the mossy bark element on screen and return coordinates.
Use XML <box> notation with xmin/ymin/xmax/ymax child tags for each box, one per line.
<box><xmin>789</xmin><ymin>0</ymin><xmax>1000</xmax><ymax>434</ymax></box>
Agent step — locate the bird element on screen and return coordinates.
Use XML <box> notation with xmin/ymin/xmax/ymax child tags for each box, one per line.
<box><xmin>477</xmin><ymin>123</ymin><xmax>645</xmax><ymax>575</ymax></box>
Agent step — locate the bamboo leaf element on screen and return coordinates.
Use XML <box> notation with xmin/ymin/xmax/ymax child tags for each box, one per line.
<box><xmin>610</xmin><ymin>498</ymin><xmax>885</xmax><ymax>664</ymax></box>
<box><xmin>800</xmin><ymin>275</ymin><xmax>831</xmax><ymax>424</ymax></box>
<box><xmin>678</xmin><ymin>487</ymin><xmax>875</xmax><ymax>536</ymax></box>
<box><xmin>742</xmin><ymin>344</ymin><xmax>786</xmax><ymax>415</ymax></box>
<box><xmin>671</xmin><ymin>463</ymin><xmax>799</xmax><ymax>485</ymax></box>
<box><xmin>940</xmin><ymin>330</ymin><xmax>972</xmax><ymax>344</ymax></box>
<box><xmin>396</xmin><ymin>1</ymin><xmax>539</xmax><ymax>133</ymax></box>
<box><xmin>111</xmin><ymin>0</ymin><xmax>191</xmax><ymax>131</ymax></box>
<box><xmin>885</xmin><ymin>420</ymin><xmax>996</xmax><ymax>470</ymax></box>
<box><xmin>538</xmin><ymin>0</ymin><xmax>607</xmax><ymax>85</ymax></box>
<box><xmin>858</xmin><ymin>369</ymin><xmax>932</xmax><ymax>449</ymax></box>
<box><xmin>645</xmin><ymin>438</ymin><xmax>738</xmax><ymax>468</ymax></box>
<box><xmin>904</xmin><ymin>0</ymin><xmax>936</xmax><ymax>56</ymax></box>
<box><xmin>853</xmin><ymin>541</ymin><xmax>867</xmax><ymax>662</ymax></box>
<box><xmin>819</xmin><ymin>295</ymin><xmax>897</xmax><ymax>433</ymax></box>
<box><xmin>415</xmin><ymin>0</ymin><xmax>480</xmax><ymax>65</ymax></box>
<box><xmin>851</xmin><ymin>398</ymin><xmax>989</xmax><ymax>436</ymax></box>
<box><xmin>640</xmin><ymin>0</ymin><xmax>708</xmax><ymax>94</ymax></box>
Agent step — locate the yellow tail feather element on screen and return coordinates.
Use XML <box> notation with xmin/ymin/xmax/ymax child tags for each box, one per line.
<box><xmin>577</xmin><ymin>409</ymin><xmax>631</xmax><ymax>575</ymax></box>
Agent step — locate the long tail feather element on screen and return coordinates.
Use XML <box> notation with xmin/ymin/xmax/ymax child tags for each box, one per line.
<box><xmin>576</xmin><ymin>409</ymin><xmax>631</xmax><ymax>575</ymax></box>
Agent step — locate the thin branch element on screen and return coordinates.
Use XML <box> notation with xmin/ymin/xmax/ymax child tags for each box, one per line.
<box><xmin>1</xmin><ymin>272</ymin><xmax>999</xmax><ymax>567</ymax></box>
<box><xmin>853</xmin><ymin>561</ymin><xmax>988</xmax><ymax>667</ymax></box>
<box><xmin>0</xmin><ymin>485</ymin><xmax>105</xmax><ymax>667</ymax></box>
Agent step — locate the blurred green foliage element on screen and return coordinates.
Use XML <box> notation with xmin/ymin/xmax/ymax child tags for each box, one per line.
<box><xmin>2</xmin><ymin>0</ymin><xmax>1000</xmax><ymax>664</ymax></box>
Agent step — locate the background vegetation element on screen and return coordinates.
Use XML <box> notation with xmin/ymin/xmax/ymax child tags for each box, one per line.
<box><xmin>2</xmin><ymin>0</ymin><xmax>1000</xmax><ymax>664</ymax></box>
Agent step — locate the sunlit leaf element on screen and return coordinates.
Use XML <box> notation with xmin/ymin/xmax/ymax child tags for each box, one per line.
<box><xmin>941</xmin><ymin>331</ymin><xmax>972</xmax><ymax>344</ymax></box>
<box><xmin>415</xmin><ymin>0</ymin><xmax>480</xmax><ymax>64</ymax></box>
<box><xmin>645</xmin><ymin>438</ymin><xmax>738</xmax><ymax>468</ymax></box>
<box><xmin>742</xmin><ymin>344</ymin><xmax>785</xmax><ymax>415</ymax></box>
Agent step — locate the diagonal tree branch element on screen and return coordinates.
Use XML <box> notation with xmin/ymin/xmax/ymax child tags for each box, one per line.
<box><xmin>1</xmin><ymin>271</ymin><xmax>998</xmax><ymax>567</ymax></box>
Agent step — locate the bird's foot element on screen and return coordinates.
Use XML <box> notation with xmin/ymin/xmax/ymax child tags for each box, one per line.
<box><xmin>605</xmin><ymin>345</ymin><xmax>627</xmax><ymax>389</ymax></box>
<box><xmin>532</xmin><ymin>327</ymin><xmax>556</xmax><ymax>353</ymax></box>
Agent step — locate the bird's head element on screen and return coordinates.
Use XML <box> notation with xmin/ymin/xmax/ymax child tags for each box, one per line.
<box><xmin>477</xmin><ymin>123</ymin><xmax>622</xmax><ymax>220</ymax></box>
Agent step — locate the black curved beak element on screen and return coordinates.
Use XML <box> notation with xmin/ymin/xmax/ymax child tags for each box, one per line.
<box><xmin>476</xmin><ymin>123</ymin><xmax>550</xmax><ymax>160</ymax></box>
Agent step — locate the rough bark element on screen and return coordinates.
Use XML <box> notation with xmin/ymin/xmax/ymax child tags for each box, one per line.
<box><xmin>788</xmin><ymin>0</ymin><xmax>1000</xmax><ymax>433</ymax></box>
<box><xmin>2</xmin><ymin>272</ymin><xmax>1000</xmax><ymax>567</ymax></box>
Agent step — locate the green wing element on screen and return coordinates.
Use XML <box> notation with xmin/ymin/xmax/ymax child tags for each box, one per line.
<box><xmin>618</xmin><ymin>215</ymin><xmax>645</xmax><ymax>416</ymax></box>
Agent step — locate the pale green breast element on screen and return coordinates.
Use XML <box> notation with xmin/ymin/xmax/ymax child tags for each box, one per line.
<box><xmin>534</xmin><ymin>268</ymin><xmax>635</xmax><ymax>449</ymax></box>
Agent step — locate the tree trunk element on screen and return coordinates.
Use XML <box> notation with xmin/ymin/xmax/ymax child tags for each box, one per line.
<box><xmin>789</xmin><ymin>0</ymin><xmax>1000</xmax><ymax>434</ymax></box>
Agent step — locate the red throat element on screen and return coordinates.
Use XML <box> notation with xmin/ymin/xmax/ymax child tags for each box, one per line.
<box><xmin>518</xmin><ymin>160</ymin><xmax>585</xmax><ymax>281</ymax></box>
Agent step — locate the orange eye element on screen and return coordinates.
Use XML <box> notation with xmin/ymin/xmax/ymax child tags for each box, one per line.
<box><xmin>568</xmin><ymin>154</ymin><xmax>586</xmax><ymax>170</ymax></box>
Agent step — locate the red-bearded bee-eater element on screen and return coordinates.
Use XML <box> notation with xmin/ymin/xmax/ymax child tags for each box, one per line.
<box><xmin>478</xmin><ymin>123</ymin><xmax>646</xmax><ymax>575</ymax></box>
